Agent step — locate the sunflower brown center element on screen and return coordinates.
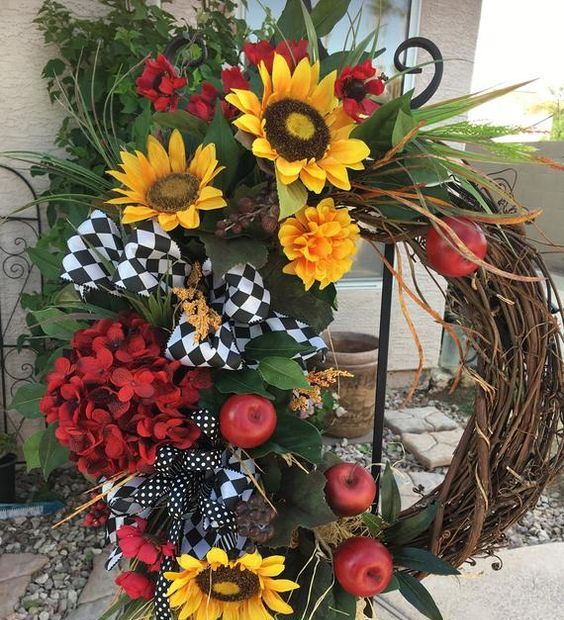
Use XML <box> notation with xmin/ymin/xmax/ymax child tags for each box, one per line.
<box><xmin>195</xmin><ymin>566</ymin><xmax>261</xmax><ymax>602</ymax></box>
<box><xmin>264</xmin><ymin>99</ymin><xmax>330</xmax><ymax>162</ymax></box>
<box><xmin>146</xmin><ymin>172</ymin><xmax>199</xmax><ymax>213</ymax></box>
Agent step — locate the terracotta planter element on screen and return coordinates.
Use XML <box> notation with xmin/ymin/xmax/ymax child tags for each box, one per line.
<box><xmin>0</xmin><ymin>453</ymin><xmax>17</xmax><ymax>503</ymax></box>
<box><xmin>321</xmin><ymin>332</ymin><xmax>379</xmax><ymax>438</ymax></box>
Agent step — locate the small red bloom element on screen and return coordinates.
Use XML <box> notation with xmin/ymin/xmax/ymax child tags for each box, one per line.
<box><xmin>40</xmin><ymin>314</ymin><xmax>206</xmax><ymax>478</ymax></box>
<box><xmin>243</xmin><ymin>40</ymin><xmax>275</xmax><ymax>71</ymax></box>
<box><xmin>275</xmin><ymin>39</ymin><xmax>309</xmax><ymax>70</ymax></box>
<box><xmin>187</xmin><ymin>68</ymin><xmax>250</xmax><ymax>122</ymax></box>
<box><xmin>335</xmin><ymin>59</ymin><xmax>385</xmax><ymax>122</ymax></box>
<box><xmin>136</xmin><ymin>53</ymin><xmax>187</xmax><ymax>112</ymax></box>
<box><xmin>115</xmin><ymin>571</ymin><xmax>155</xmax><ymax>601</ymax></box>
<box><xmin>243</xmin><ymin>39</ymin><xmax>309</xmax><ymax>72</ymax></box>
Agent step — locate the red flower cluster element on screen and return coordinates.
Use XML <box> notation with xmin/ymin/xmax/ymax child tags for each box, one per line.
<box><xmin>116</xmin><ymin>571</ymin><xmax>155</xmax><ymax>601</ymax></box>
<box><xmin>136</xmin><ymin>53</ymin><xmax>187</xmax><ymax>112</ymax></box>
<box><xmin>117</xmin><ymin>518</ymin><xmax>175</xmax><ymax>572</ymax></box>
<box><xmin>40</xmin><ymin>315</ymin><xmax>211</xmax><ymax>478</ymax></box>
<box><xmin>83</xmin><ymin>494</ymin><xmax>110</xmax><ymax>528</ymax></box>
<box><xmin>187</xmin><ymin>66</ymin><xmax>250</xmax><ymax>121</ymax></box>
<box><xmin>243</xmin><ymin>39</ymin><xmax>309</xmax><ymax>72</ymax></box>
<box><xmin>335</xmin><ymin>59</ymin><xmax>385</xmax><ymax>122</ymax></box>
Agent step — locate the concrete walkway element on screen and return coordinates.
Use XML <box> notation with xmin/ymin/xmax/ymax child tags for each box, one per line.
<box><xmin>375</xmin><ymin>542</ymin><xmax>564</xmax><ymax>619</ymax></box>
<box><xmin>64</xmin><ymin>552</ymin><xmax>116</xmax><ymax>620</ymax></box>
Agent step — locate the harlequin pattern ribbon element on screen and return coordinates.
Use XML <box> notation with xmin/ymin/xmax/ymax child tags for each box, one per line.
<box><xmin>61</xmin><ymin>210</ymin><xmax>326</xmax><ymax>370</ymax></box>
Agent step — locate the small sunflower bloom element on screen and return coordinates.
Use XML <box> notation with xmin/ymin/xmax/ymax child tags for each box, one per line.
<box><xmin>225</xmin><ymin>53</ymin><xmax>370</xmax><ymax>193</ymax></box>
<box><xmin>279</xmin><ymin>198</ymin><xmax>360</xmax><ymax>290</ymax></box>
<box><xmin>165</xmin><ymin>547</ymin><xmax>299</xmax><ymax>620</ymax></box>
<box><xmin>107</xmin><ymin>129</ymin><xmax>226</xmax><ymax>231</ymax></box>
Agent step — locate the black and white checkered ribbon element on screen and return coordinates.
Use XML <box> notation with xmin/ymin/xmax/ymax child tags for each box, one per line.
<box><xmin>62</xmin><ymin>210</ymin><xmax>326</xmax><ymax>370</ymax></box>
<box><xmin>102</xmin><ymin>409</ymin><xmax>257</xmax><ymax>620</ymax></box>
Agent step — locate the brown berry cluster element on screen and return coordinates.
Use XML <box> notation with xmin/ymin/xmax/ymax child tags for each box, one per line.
<box><xmin>83</xmin><ymin>495</ymin><xmax>110</xmax><ymax>528</ymax></box>
<box><xmin>234</xmin><ymin>494</ymin><xmax>276</xmax><ymax>552</ymax></box>
<box><xmin>215</xmin><ymin>191</ymin><xmax>280</xmax><ymax>238</ymax></box>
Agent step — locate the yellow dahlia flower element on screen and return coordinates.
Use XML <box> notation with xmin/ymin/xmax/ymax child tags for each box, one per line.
<box><xmin>165</xmin><ymin>547</ymin><xmax>299</xmax><ymax>620</ymax></box>
<box><xmin>225</xmin><ymin>54</ymin><xmax>370</xmax><ymax>193</ymax></box>
<box><xmin>107</xmin><ymin>129</ymin><xmax>226</xmax><ymax>231</ymax></box>
<box><xmin>279</xmin><ymin>197</ymin><xmax>360</xmax><ymax>290</ymax></box>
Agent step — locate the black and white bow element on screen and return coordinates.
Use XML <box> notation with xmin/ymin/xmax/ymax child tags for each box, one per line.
<box><xmin>62</xmin><ymin>211</ymin><xmax>326</xmax><ymax>370</ymax></box>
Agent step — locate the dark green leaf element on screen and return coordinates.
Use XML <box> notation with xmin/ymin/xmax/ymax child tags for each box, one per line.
<box><xmin>382</xmin><ymin>573</ymin><xmax>401</xmax><ymax>593</ymax></box>
<box><xmin>392</xmin><ymin>108</ymin><xmax>417</xmax><ymax>147</ymax></box>
<box><xmin>384</xmin><ymin>501</ymin><xmax>438</xmax><ymax>546</ymax></box>
<box><xmin>27</xmin><ymin>246</ymin><xmax>63</xmax><ymax>280</ymax></box>
<box><xmin>9</xmin><ymin>383</ymin><xmax>46</xmax><ymax>419</ymax></box>
<box><xmin>42</xmin><ymin>58</ymin><xmax>66</xmax><ymax>78</ymax></box>
<box><xmin>396</xmin><ymin>572</ymin><xmax>443</xmax><ymax>620</ymax></box>
<box><xmin>310</xmin><ymin>0</ymin><xmax>351</xmax><ymax>37</ymax></box>
<box><xmin>362</xmin><ymin>511</ymin><xmax>386</xmax><ymax>537</ymax></box>
<box><xmin>201</xmin><ymin>234</ymin><xmax>268</xmax><ymax>277</ymax></box>
<box><xmin>258</xmin><ymin>357</ymin><xmax>310</xmax><ymax>390</ymax></box>
<box><xmin>352</xmin><ymin>91</ymin><xmax>413</xmax><ymax>155</ymax></box>
<box><xmin>269</xmin><ymin>468</ymin><xmax>336</xmax><ymax>547</ymax></box>
<box><xmin>392</xmin><ymin>547</ymin><xmax>459</xmax><ymax>576</ymax></box>
<box><xmin>203</xmin><ymin>105</ymin><xmax>242</xmax><ymax>192</ymax></box>
<box><xmin>276</xmin><ymin>174</ymin><xmax>308</xmax><ymax>220</ymax></box>
<box><xmin>153</xmin><ymin>110</ymin><xmax>207</xmax><ymax>138</ymax></box>
<box><xmin>39</xmin><ymin>425</ymin><xmax>69</xmax><ymax>479</ymax></box>
<box><xmin>31</xmin><ymin>308</ymin><xmax>88</xmax><ymax>340</ymax></box>
<box><xmin>215</xmin><ymin>368</ymin><xmax>274</xmax><ymax>400</ymax></box>
<box><xmin>251</xmin><ymin>412</ymin><xmax>322</xmax><ymax>464</ymax></box>
<box><xmin>380</xmin><ymin>463</ymin><xmax>401</xmax><ymax>523</ymax></box>
<box><xmin>245</xmin><ymin>332</ymin><xmax>315</xmax><ymax>361</ymax></box>
<box><xmin>23</xmin><ymin>430</ymin><xmax>44</xmax><ymax>472</ymax></box>
<box><xmin>276</xmin><ymin>0</ymin><xmax>305</xmax><ymax>39</ymax></box>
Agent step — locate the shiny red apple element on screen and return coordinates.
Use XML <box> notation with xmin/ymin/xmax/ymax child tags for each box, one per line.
<box><xmin>219</xmin><ymin>394</ymin><xmax>277</xmax><ymax>448</ymax></box>
<box><xmin>426</xmin><ymin>216</ymin><xmax>487</xmax><ymax>277</ymax></box>
<box><xmin>333</xmin><ymin>536</ymin><xmax>394</xmax><ymax>597</ymax></box>
<box><xmin>324</xmin><ymin>463</ymin><xmax>377</xmax><ymax>516</ymax></box>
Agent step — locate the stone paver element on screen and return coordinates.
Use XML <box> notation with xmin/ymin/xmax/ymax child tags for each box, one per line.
<box><xmin>396</xmin><ymin>471</ymin><xmax>445</xmax><ymax>509</ymax></box>
<box><xmin>78</xmin><ymin>551</ymin><xmax>116</xmax><ymax>604</ymax></box>
<box><xmin>0</xmin><ymin>554</ymin><xmax>48</xmax><ymax>619</ymax></box>
<box><xmin>385</xmin><ymin>406</ymin><xmax>459</xmax><ymax>435</ymax></box>
<box><xmin>376</xmin><ymin>542</ymin><xmax>564</xmax><ymax>619</ymax></box>
<box><xmin>65</xmin><ymin>596</ymin><xmax>115</xmax><ymax>620</ymax></box>
<box><xmin>402</xmin><ymin>428</ymin><xmax>463</xmax><ymax>469</ymax></box>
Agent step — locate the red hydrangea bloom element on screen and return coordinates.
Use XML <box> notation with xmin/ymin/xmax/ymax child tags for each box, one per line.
<box><xmin>136</xmin><ymin>53</ymin><xmax>187</xmax><ymax>112</ymax></box>
<box><xmin>117</xmin><ymin>518</ymin><xmax>177</xmax><ymax>572</ymax></box>
<box><xmin>243</xmin><ymin>39</ymin><xmax>309</xmax><ymax>72</ymax></box>
<box><xmin>335</xmin><ymin>59</ymin><xmax>385</xmax><ymax>122</ymax></box>
<box><xmin>187</xmin><ymin>67</ymin><xmax>250</xmax><ymax>121</ymax></box>
<box><xmin>40</xmin><ymin>315</ymin><xmax>208</xmax><ymax>478</ymax></box>
<box><xmin>115</xmin><ymin>571</ymin><xmax>155</xmax><ymax>601</ymax></box>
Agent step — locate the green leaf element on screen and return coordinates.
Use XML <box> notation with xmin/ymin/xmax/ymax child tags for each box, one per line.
<box><xmin>352</xmin><ymin>91</ymin><xmax>413</xmax><ymax>155</ymax></box>
<box><xmin>42</xmin><ymin>58</ymin><xmax>66</xmax><ymax>78</ymax></box>
<box><xmin>9</xmin><ymin>383</ymin><xmax>45</xmax><ymax>419</ymax></box>
<box><xmin>31</xmin><ymin>308</ymin><xmax>88</xmax><ymax>341</ymax></box>
<box><xmin>27</xmin><ymin>246</ymin><xmax>63</xmax><ymax>280</ymax></box>
<box><xmin>23</xmin><ymin>430</ymin><xmax>44</xmax><ymax>472</ymax></box>
<box><xmin>384</xmin><ymin>501</ymin><xmax>438</xmax><ymax>546</ymax></box>
<box><xmin>392</xmin><ymin>547</ymin><xmax>459</xmax><ymax>576</ymax></box>
<box><xmin>380</xmin><ymin>463</ymin><xmax>401</xmax><ymax>523</ymax></box>
<box><xmin>153</xmin><ymin>110</ymin><xmax>207</xmax><ymax>138</ymax></box>
<box><xmin>300</xmin><ymin>1</ymin><xmax>319</xmax><ymax>63</ymax></box>
<box><xmin>215</xmin><ymin>368</ymin><xmax>274</xmax><ymax>400</ymax></box>
<box><xmin>258</xmin><ymin>357</ymin><xmax>310</xmax><ymax>390</ymax></box>
<box><xmin>392</xmin><ymin>108</ymin><xmax>417</xmax><ymax>147</ymax></box>
<box><xmin>362</xmin><ymin>511</ymin><xmax>386</xmax><ymax>537</ymax></box>
<box><xmin>251</xmin><ymin>412</ymin><xmax>323</xmax><ymax>464</ymax></box>
<box><xmin>269</xmin><ymin>468</ymin><xmax>336</xmax><ymax>547</ymax></box>
<box><xmin>245</xmin><ymin>332</ymin><xmax>315</xmax><ymax>361</ymax></box>
<box><xmin>201</xmin><ymin>234</ymin><xmax>268</xmax><ymax>277</ymax></box>
<box><xmin>396</xmin><ymin>572</ymin><xmax>443</xmax><ymax>620</ymax></box>
<box><xmin>382</xmin><ymin>573</ymin><xmax>401</xmax><ymax>593</ymax></box>
<box><xmin>310</xmin><ymin>0</ymin><xmax>351</xmax><ymax>38</ymax></box>
<box><xmin>203</xmin><ymin>105</ymin><xmax>241</xmax><ymax>192</ymax></box>
<box><xmin>276</xmin><ymin>172</ymin><xmax>308</xmax><ymax>220</ymax></box>
<box><xmin>39</xmin><ymin>425</ymin><xmax>69</xmax><ymax>479</ymax></box>
<box><xmin>276</xmin><ymin>0</ymin><xmax>305</xmax><ymax>39</ymax></box>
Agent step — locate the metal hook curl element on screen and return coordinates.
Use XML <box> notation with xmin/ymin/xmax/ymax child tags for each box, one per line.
<box><xmin>394</xmin><ymin>36</ymin><xmax>443</xmax><ymax>109</ymax></box>
<box><xmin>164</xmin><ymin>34</ymin><xmax>208</xmax><ymax>69</ymax></box>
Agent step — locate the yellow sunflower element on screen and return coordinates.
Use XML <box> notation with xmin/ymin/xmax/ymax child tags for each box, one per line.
<box><xmin>165</xmin><ymin>547</ymin><xmax>299</xmax><ymax>620</ymax></box>
<box><xmin>279</xmin><ymin>197</ymin><xmax>360</xmax><ymax>290</ymax></box>
<box><xmin>225</xmin><ymin>53</ymin><xmax>370</xmax><ymax>193</ymax></box>
<box><xmin>107</xmin><ymin>129</ymin><xmax>226</xmax><ymax>231</ymax></box>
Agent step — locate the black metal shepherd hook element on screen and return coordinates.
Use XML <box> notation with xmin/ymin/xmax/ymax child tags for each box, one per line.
<box><xmin>164</xmin><ymin>34</ymin><xmax>208</xmax><ymax>68</ymax></box>
<box><xmin>370</xmin><ymin>37</ymin><xmax>444</xmax><ymax>507</ymax></box>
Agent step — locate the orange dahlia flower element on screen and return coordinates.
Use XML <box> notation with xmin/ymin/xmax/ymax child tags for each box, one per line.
<box><xmin>278</xmin><ymin>198</ymin><xmax>360</xmax><ymax>290</ymax></box>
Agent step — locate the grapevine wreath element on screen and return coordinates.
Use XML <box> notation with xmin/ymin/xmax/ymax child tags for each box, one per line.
<box><xmin>7</xmin><ymin>1</ymin><xmax>564</xmax><ymax>619</ymax></box>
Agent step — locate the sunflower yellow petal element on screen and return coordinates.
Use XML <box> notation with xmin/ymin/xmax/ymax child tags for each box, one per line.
<box><xmin>290</xmin><ymin>57</ymin><xmax>312</xmax><ymax>100</ymax></box>
<box><xmin>146</xmin><ymin>134</ymin><xmax>171</xmax><ymax>178</ymax></box>
<box><xmin>122</xmin><ymin>205</ymin><xmax>157</xmax><ymax>223</ymax></box>
<box><xmin>272</xmin><ymin>53</ymin><xmax>292</xmax><ymax>94</ymax></box>
<box><xmin>309</xmin><ymin>70</ymin><xmax>337</xmax><ymax>114</ymax></box>
<box><xmin>168</xmin><ymin>129</ymin><xmax>187</xmax><ymax>173</ymax></box>
<box><xmin>225</xmin><ymin>89</ymin><xmax>262</xmax><ymax>117</ymax></box>
<box><xmin>328</xmin><ymin>138</ymin><xmax>370</xmax><ymax>165</ymax></box>
<box><xmin>300</xmin><ymin>162</ymin><xmax>327</xmax><ymax>193</ymax></box>
<box><xmin>233</xmin><ymin>113</ymin><xmax>263</xmax><ymax>136</ymax></box>
<box><xmin>157</xmin><ymin>212</ymin><xmax>179</xmax><ymax>231</ymax></box>
<box><xmin>206</xmin><ymin>547</ymin><xmax>228</xmax><ymax>566</ymax></box>
<box><xmin>262</xmin><ymin>588</ymin><xmax>294</xmax><ymax>615</ymax></box>
<box><xmin>252</xmin><ymin>137</ymin><xmax>277</xmax><ymax>160</ymax></box>
<box><xmin>237</xmin><ymin>551</ymin><xmax>262</xmax><ymax>570</ymax></box>
<box><xmin>264</xmin><ymin>578</ymin><xmax>300</xmax><ymax>593</ymax></box>
<box><xmin>176</xmin><ymin>205</ymin><xmax>201</xmax><ymax>229</ymax></box>
<box><xmin>178</xmin><ymin>554</ymin><xmax>205</xmax><ymax>571</ymax></box>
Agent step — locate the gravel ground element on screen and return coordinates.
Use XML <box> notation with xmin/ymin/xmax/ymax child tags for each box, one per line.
<box><xmin>0</xmin><ymin>466</ymin><xmax>105</xmax><ymax>620</ymax></box>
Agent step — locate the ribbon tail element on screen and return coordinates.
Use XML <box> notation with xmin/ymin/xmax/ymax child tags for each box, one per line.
<box><xmin>154</xmin><ymin>518</ymin><xmax>183</xmax><ymax>620</ymax></box>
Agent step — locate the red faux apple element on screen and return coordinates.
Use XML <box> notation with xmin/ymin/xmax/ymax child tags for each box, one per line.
<box><xmin>324</xmin><ymin>463</ymin><xmax>377</xmax><ymax>516</ymax></box>
<box><xmin>426</xmin><ymin>216</ymin><xmax>487</xmax><ymax>277</ymax></box>
<box><xmin>219</xmin><ymin>394</ymin><xmax>277</xmax><ymax>448</ymax></box>
<box><xmin>333</xmin><ymin>536</ymin><xmax>394</xmax><ymax>597</ymax></box>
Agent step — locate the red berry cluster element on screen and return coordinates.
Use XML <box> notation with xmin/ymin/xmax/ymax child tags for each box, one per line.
<box><xmin>83</xmin><ymin>494</ymin><xmax>110</xmax><ymax>528</ymax></box>
<box><xmin>40</xmin><ymin>314</ymin><xmax>211</xmax><ymax>478</ymax></box>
